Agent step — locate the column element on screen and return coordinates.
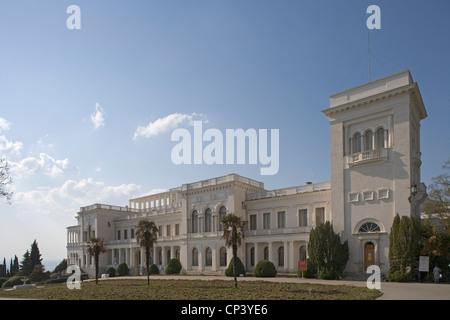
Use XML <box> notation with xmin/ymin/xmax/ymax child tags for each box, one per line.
<box><xmin>289</xmin><ymin>241</ymin><xmax>295</xmax><ymax>272</ymax></box>
<box><xmin>283</xmin><ymin>241</ymin><xmax>288</xmax><ymax>272</ymax></box>
<box><xmin>254</xmin><ymin>242</ymin><xmax>259</xmax><ymax>264</ymax></box>
<box><xmin>268</xmin><ymin>242</ymin><xmax>273</xmax><ymax>263</ymax></box>
<box><xmin>212</xmin><ymin>246</ymin><xmax>217</xmax><ymax>272</ymax></box>
<box><xmin>162</xmin><ymin>247</ymin><xmax>167</xmax><ymax>266</ymax></box>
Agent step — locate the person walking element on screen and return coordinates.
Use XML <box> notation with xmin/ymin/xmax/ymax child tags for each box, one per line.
<box><xmin>433</xmin><ymin>265</ymin><xmax>441</xmax><ymax>284</ymax></box>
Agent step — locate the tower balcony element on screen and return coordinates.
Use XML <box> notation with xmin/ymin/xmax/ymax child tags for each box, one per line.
<box><xmin>346</xmin><ymin>148</ymin><xmax>388</xmax><ymax>167</ymax></box>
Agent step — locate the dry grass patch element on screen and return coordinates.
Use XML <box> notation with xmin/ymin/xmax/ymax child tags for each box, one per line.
<box><xmin>0</xmin><ymin>278</ymin><xmax>381</xmax><ymax>300</ymax></box>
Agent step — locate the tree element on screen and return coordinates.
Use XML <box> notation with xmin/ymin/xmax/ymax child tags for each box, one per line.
<box><xmin>387</xmin><ymin>214</ymin><xmax>421</xmax><ymax>282</ymax></box>
<box><xmin>423</xmin><ymin>158</ymin><xmax>450</xmax><ymax>231</ymax></box>
<box><xmin>307</xmin><ymin>221</ymin><xmax>349</xmax><ymax>280</ymax></box>
<box><xmin>0</xmin><ymin>158</ymin><xmax>13</xmax><ymax>204</ymax></box>
<box><xmin>135</xmin><ymin>220</ymin><xmax>158</xmax><ymax>285</ymax></box>
<box><xmin>87</xmin><ymin>237</ymin><xmax>106</xmax><ymax>285</ymax></box>
<box><xmin>53</xmin><ymin>259</ymin><xmax>68</xmax><ymax>274</ymax></box>
<box><xmin>221</xmin><ymin>213</ymin><xmax>247</xmax><ymax>289</ymax></box>
<box><xmin>20</xmin><ymin>250</ymin><xmax>32</xmax><ymax>276</ymax></box>
<box><xmin>30</xmin><ymin>240</ymin><xmax>43</xmax><ymax>272</ymax></box>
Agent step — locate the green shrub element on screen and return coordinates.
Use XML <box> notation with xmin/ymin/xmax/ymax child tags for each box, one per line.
<box><xmin>116</xmin><ymin>263</ymin><xmax>129</xmax><ymax>276</ymax></box>
<box><xmin>254</xmin><ymin>260</ymin><xmax>277</xmax><ymax>277</ymax></box>
<box><xmin>225</xmin><ymin>257</ymin><xmax>246</xmax><ymax>277</ymax></box>
<box><xmin>0</xmin><ymin>277</ymin><xmax>7</xmax><ymax>288</ymax></box>
<box><xmin>149</xmin><ymin>264</ymin><xmax>159</xmax><ymax>275</ymax></box>
<box><xmin>166</xmin><ymin>258</ymin><xmax>182</xmax><ymax>275</ymax></box>
<box><xmin>387</xmin><ymin>269</ymin><xmax>413</xmax><ymax>282</ymax></box>
<box><xmin>2</xmin><ymin>276</ymin><xmax>31</xmax><ymax>288</ymax></box>
<box><xmin>106</xmin><ymin>267</ymin><xmax>116</xmax><ymax>277</ymax></box>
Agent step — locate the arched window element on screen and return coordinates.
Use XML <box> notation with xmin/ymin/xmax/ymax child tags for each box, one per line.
<box><xmin>192</xmin><ymin>210</ymin><xmax>198</xmax><ymax>233</ymax></box>
<box><xmin>278</xmin><ymin>247</ymin><xmax>284</xmax><ymax>267</ymax></box>
<box><xmin>205</xmin><ymin>247</ymin><xmax>212</xmax><ymax>266</ymax></box>
<box><xmin>263</xmin><ymin>246</ymin><xmax>269</xmax><ymax>261</ymax></box>
<box><xmin>353</xmin><ymin>132</ymin><xmax>362</xmax><ymax>153</ymax></box>
<box><xmin>364</xmin><ymin>130</ymin><xmax>373</xmax><ymax>151</ymax></box>
<box><xmin>299</xmin><ymin>246</ymin><xmax>307</xmax><ymax>262</ymax></box>
<box><xmin>219</xmin><ymin>206</ymin><xmax>227</xmax><ymax>231</ymax></box>
<box><xmin>359</xmin><ymin>222</ymin><xmax>381</xmax><ymax>233</ymax></box>
<box><xmin>376</xmin><ymin>128</ymin><xmax>385</xmax><ymax>149</ymax></box>
<box><xmin>220</xmin><ymin>247</ymin><xmax>227</xmax><ymax>267</ymax></box>
<box><xmin>192</xmin><ymin>248</ymin><xmax>198</xmax><ymax>266</ymax></box>
<box><xmin>205</xmin><ymin>208</ymin><xmax>212</xmax><ymax>233</ymax></box>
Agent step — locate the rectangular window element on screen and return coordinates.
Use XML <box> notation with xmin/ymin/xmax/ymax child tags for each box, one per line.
<box><xmin>159</xmin><ymin>226</ymin><xmax>162</xmax><ymax>236</ymax></box>
<box><xmin>250</xmin><ymin>214</ymin><xmax>257</xmax><ymax>230</ymax></box>
<box><xmin>117</xmin><ymin>230</ymin><xmax>121</xmax><ymax>240</ymax></box>
<box><xmin>299</xmin><ymin>209</ymin><xmax>308</xmax><ymax>227</ymax></box>
<box><xmin>315</xmin><ymin>207</ymin><xmax>325</xmax><ymax>225</ymax></box>
<box><xmin>277</xmin><ymin>211</ymin><xmax>285</xmax><ymax>228</ymax></box>
<box><xmin>263</xmin><ymin>213</ymin><xmax>271</xmax><ymax>229</ymax></box>
<box><xmin>175</xmin><ymin>224</ymin><xmax>180</xmax><ymax>235</ymax></box>
<box><xmin>124</xmin><ymin>229</ymin><xmax>128</xmax><ymax>240</ymax></box>
<box><xmin>166</xmin><ymin>225</ymin><xmax>171</xmax><ymax>236</ymax></box>
<box><xmin>131</xmin><ymin>228</ymin><xmax>135</xmax><ymax>238</ymax></box>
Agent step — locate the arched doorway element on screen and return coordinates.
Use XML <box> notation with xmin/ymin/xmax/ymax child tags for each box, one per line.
<box><xmin>364</xmin><ymin>242</ymin><xmax>375</xmax><ymax>271</ymax></box>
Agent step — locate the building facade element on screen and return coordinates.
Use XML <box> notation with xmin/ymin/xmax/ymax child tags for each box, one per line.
<box><xmin>66</xmin><ymin>70</ymin><xmax>428</xmax><ymax>277</ymax></box>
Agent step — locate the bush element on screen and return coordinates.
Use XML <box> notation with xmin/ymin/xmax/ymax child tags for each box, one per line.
<box><xmin>254</xmin><ymin>260</ymin><xmax>277</xmax><ymax>278</ymax></box>
<box><xmin>387</xmin><ymin>269</ymin><xmax>413</xmax><ymax>282</ymax></box>
<box><xmin>166</xmin><ymin>259</ymin><xmax>182</xmax><ymax>275</ymax></box>
<box><xmin>225</xmin><ymin>257</ymin><xmax>246</xmax><ymax>277</ymax></box>
<box><xmin>2</xmin><ymin>275</ymin><xmax>31</xmax><ymax>288</ymax></box>
<box><xmin>149</xmin><ymin>264</ymin><xmax>159</xmax><ymax>275</ymax></box>
<box><xmin>106</xmin><ymin>267</ymin><xmax>116</xmax><ymax>277</ymax></box>
<box><xmin>116</xmin><ymin>263</ymin><xmax>129</xmax><ymax>276</ymax></box>
<box><xmin>0</xmin><ymin>277</ymin><xmax>7</xmax><ymax>288</ymax></box>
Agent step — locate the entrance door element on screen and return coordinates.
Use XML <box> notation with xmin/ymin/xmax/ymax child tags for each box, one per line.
<box><xmin>364</xmin><ymin>242</ymin><xmax>375</xmax><ymax>271</ymax></box>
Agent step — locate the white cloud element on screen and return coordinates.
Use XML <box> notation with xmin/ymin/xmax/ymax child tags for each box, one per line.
<box><xmin>10</xmin><ymin>152</ymin><xmax>77</xmax><ymax>178</ymax></box>
<box><xmin>91</xmin><ymin>103</ymin><xmax>105</xmax><ymax>129</ymax></box>
<box><xmin>0</xmin><ymin>117</ymin><xmax>11</xmax><ymax>132</ymax></box>
<box><xmin>14</xmin><ymin>178</ymin><xmax>142</xmax><ymax>215</ymax></box>
<box><xmin>0</xmin><ymin>135</ymin><xmax>23</xmax><ymax>155</ymax></box>
<box><xmin>133</xmin><ymin>113</ymin><xmax>202</xmax><ymax>140</ymax></box>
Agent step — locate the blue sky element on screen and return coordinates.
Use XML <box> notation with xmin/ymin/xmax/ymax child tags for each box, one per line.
<box><xmin>0</xmin><ymin>0</ymin><xmax>449</xmax><ymax>265</ymax></box>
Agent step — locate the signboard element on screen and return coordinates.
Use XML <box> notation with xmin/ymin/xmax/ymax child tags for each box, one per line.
<box><xmin>298</xmin><ymin>261</ymin><xmax>308</xmax><ymax>271</ymax></box>
<box><xmin>419</xmin><ymin>256</ymin><xmax>429</xmax><ymax>272</ymax></box>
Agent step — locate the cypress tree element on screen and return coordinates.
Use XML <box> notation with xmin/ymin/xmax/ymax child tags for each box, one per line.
<box><xmin>308</xmin><ymin>221</ymin><xmax>349</xmax><ymax>279</ymax></box>
<box><xmin>30</xmin><ymin>240</ymin><xmax>43</xmax><ymax>271</ymax></box>
<box><xmin>20</xmin><ymin>250</ymin><xmax>32</xmax><ymax>276</ymax></box>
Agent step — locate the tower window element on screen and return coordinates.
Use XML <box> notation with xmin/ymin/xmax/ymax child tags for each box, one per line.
<box><xmin>353</xmin><ymin>133</ymin><xmax>362</xmax><ymax>153</ymax></box>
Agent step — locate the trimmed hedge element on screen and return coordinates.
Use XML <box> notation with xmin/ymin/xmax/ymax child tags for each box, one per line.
<box><xmin>254</xmin><ymin>260</ymin><xmax>277</xmax><ymax>277</ymax></box>
<box><xmin>149</xmin><ymin>264</ymin><xmax>159</xmax><ymax>275</ymax></box>
<box><xmin>106</xmin><ymin>267</ymin><xmax>116</xmax><ymax>277</ymax></box>
<box><xmin>166</xmin><ymin>258</ymin><xmax>182</xmax><ymax>275</ymax></box>
<box><xmin>225</xmin><ymin>257</ymin><xmax>246</xmax><ymax>277</ymax></box>
<box><xmin>116</xmin><ymin>263</ymin><xmax>129</xmax><ymax>276</ymax></box>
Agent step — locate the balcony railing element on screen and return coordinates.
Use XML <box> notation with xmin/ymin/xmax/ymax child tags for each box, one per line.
<box><xmin>347</xmin><ymin>148</ymin><xmax>388</xmax><ymax>166</ymax></box>
<box><xmin>246</xmin><ymin>182</ymin><xmax>330</xmax><ymax>201</ymax></box>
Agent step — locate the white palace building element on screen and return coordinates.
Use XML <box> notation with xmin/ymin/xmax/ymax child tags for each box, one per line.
<box><xmin>66</xmin><ymin>70</ymin><xmax>428</xmax><ymax>277</ymax></box>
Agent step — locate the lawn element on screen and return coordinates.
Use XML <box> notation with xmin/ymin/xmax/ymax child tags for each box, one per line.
<box><xmin>0</xmin><ymin>278</ymin><xmax>381</xmax><ymax>300</ymax></box>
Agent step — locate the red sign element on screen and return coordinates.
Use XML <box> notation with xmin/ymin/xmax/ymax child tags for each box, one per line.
<box><xmin>298</xmin><ymin>261</ymin><xmax>308</xmax><ymax>271</ymax></box>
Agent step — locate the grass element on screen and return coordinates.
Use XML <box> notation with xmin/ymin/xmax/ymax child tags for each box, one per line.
<box><xmin>0</xmin><ymin>278</ymin><xmax>381</xmax><ymax>300</ymax></box>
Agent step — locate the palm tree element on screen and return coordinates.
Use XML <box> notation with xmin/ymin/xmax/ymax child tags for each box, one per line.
<box><xmin>87</xmin><ymin>237</ymin><xmax>106</xmax><ymax>285</ymax></box>
<box><xmin>135</xmin><ymin>220</ymin><xmax>158</xmax><ymax>285</ymax></box>
<box><xmin>221</xmin><ymin>213</ymin><xmax>247</xmax><ymax>289</ymax></box>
